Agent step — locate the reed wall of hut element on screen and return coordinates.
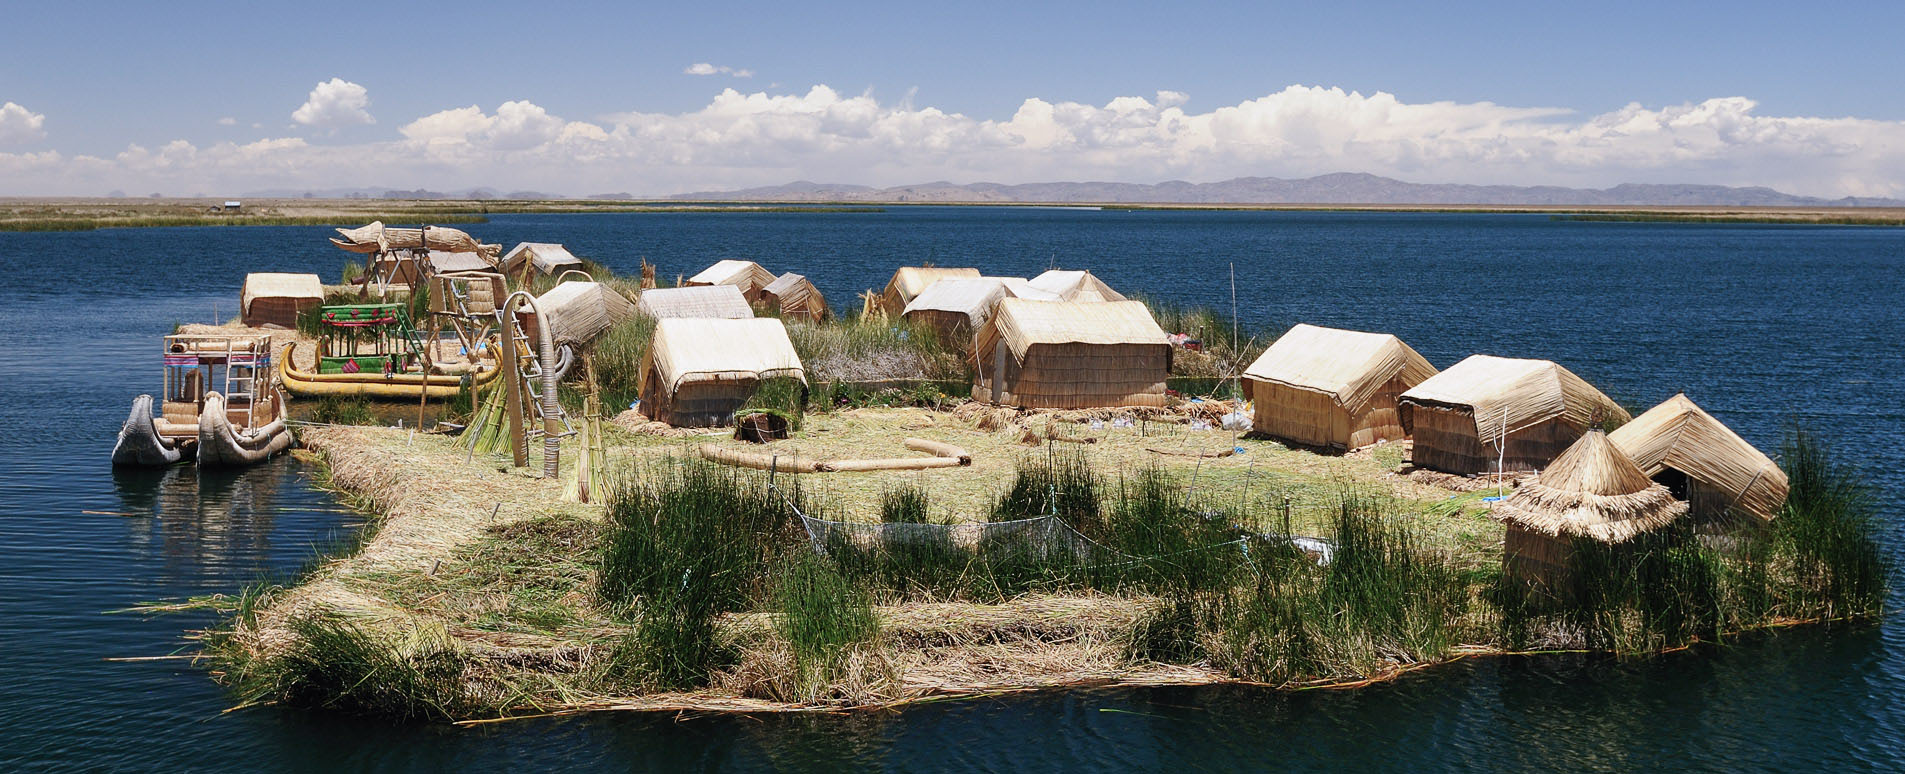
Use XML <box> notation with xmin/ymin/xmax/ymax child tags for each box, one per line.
<box><xmin>1252</xmin><ymin>375</ymin><xmax>1418</xmax><ymax>451</ymax></box>
<box><xmin>1403</xmin><ymin>402</ymin><xmax>1590</xmax><ymax>474</ymax></box>
<box><xmin>240</xmin><ymin>273</ymin><xmax>324</xmax><ymax>328</ymax></box>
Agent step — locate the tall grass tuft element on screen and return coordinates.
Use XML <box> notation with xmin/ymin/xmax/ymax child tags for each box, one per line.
<box><xmin>264</xmin><ymin>614</ymin><xmax>479</xmax><ymax>721</ymax></box>
<box><xmin>880</xmin><ymin>484</ymin><xmax>931</xmax><ymax>524</ymax></box>
<box><xmin>991</xmin><ymin>447</ymin><xmax>1103</xmax><ymax>527</ymax></box>
<box><xmin>593</xmin><ymin>313</ymin><xmax>656</xmax><ymax>410</ymax></box>
<box><xmin>1762</xmin><ymin>429</ymin><xmax>1890</xmax><ymax>619</ymax></box>
<box><xmin>307</xmin><ymin>396</ymin><xmax>377</xmax><ymax>426</ymax></box>
<box><xmin>1101</xmin><ymin>467</ymin><xmax>1247</xmax><ymax>595</ymax></box>
<box><xmin>771</xmin><ymin>552</ymin><xmax>880</xmax><ymax>697</ymax></box>
<box><xmin>597</xmin><ymin>459</ymin><xmax>804</xmax><ymax>688</ymax></box>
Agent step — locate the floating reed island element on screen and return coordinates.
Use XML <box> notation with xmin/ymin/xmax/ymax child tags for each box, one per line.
<box><xmin>131</xmin><ymin>227</ymin><xmax>1890</xmax><ymax>724</ymax></box>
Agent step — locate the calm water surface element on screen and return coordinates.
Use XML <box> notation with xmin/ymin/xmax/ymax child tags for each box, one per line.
<box><xmin>1</xmin><ymin>208</ymin><xmax>1900</xmax><ymax>771</ymax></box>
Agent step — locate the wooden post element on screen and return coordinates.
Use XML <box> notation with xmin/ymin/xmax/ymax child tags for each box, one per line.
<box><xmin>501</xmin><ymin>311</ymin><xmax>526</xmax><ymax>468</ymax></box>
<box><xmin>991</xmin><ymin>340</ymin><xmax>1006</xmax><ymax>405</ymax></box>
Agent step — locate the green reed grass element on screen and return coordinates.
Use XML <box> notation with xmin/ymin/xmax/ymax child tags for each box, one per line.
<box><xmin>771</xmin><ymin>552</ymin><xmax>880</xmax><ymax>695</ymax></box>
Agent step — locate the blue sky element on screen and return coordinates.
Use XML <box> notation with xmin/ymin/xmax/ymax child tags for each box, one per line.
<box><xmin>3</xmin><ymin>1</ymin><xmax>1902</xmax><ymax>196</ymax></box>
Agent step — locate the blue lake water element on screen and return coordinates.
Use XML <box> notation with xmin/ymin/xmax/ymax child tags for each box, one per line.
<box><xmin>1</xmin><ymin>207</ymin><xmax>1900</xmax><ymax>771</ymax></box>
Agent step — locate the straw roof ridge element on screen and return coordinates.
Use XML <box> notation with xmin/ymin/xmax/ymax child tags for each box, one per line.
<box><xmin>647</xmin><ymin>318</ymin><xmax>805</xmax><ymax>392</ymax></box>
<box><xmin>1609</xmin><ymin>393</ymin><xmax>1788</xmax><ymax>522</ymax></box>
<box><xmin>502</xmin><ymin>242</ymin><xmax>583</xmax><ymax>273</ymax></box>
<box><xmin>979</xmin><ymin>299</ymin><xmax>1169</xmax><ymax>362</ymax></box>
<box><xmin>534</xmin><ymin>281</ymin><xmax>638</xmax><ymax>347</ymax></box>
<box><xmin>887</xmin><ymin>266</ymin><xmax>981</xmax><ymax>299</ymax></box>
<box><xmin>903</xmin><ymin>277</ymin><xmax>1058</xmax><ymax>316</ymax></box>
<box><xmin>1243</xmin><ymin>323</ymin><xmax>1438</xmax><ymax>411</ymax></box>
<box><xmin>1029</xmin><ymin>269</ymin><xmax>1127</xmax><ymax>303</ymax></box>
<box><xmin>1492</xmin><ymin>431</ymin><xmax>1688</xmax><ymax>543</ymax></box>
<box><xmin>1401</xmin><ymin>354</ymin><xmax>1630</xmax><ymax>440</ymax></box>
<box><xmin>638</xmin><ymin>285</ymin><xmax>754</xmax><ymax>319</ymax></box>
<box><xmin>688</xmin><ymin>259</ymin><xmax>776</xmax><ymax>287</ymax></box>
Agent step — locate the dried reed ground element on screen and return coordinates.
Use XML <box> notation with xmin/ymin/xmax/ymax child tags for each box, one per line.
<box><xmin>227</xmin><ymin>409</ymin><xmax>1505</xmax><ymax>718</ymax></box>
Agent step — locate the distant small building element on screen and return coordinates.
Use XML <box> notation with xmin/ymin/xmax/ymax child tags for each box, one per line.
<box><xmin>500</xmin><ymin>242</ymin><xmax>584</xmax><ymax>278</ymax></box>
<box><xmin>223</xmin><ymin>201</ymin><xmax>243</xmax><ymax>211</ymax></box>
<box><xmin>685</xmin><ymin>260</ymin><xmax>778</xmax><ymax>305</ymax></box>
<box><xmin>1028</xmin><ymin>269</ymin><xmax>1126</xmax><ymax>303</ymax></box>
<box><xmin>880</xmin><ymin>266</ymin><xmax>981</xmax><ymax>317</ymax></box>
<box><xmin>240</xmin><ymin>273</ymin><xmax>324</xmax><ymax>328</ymax></box>
<box><xmin>761</xmin><ymin>272</ymin><xmax>830</xmax><ymax>322</ymax></box>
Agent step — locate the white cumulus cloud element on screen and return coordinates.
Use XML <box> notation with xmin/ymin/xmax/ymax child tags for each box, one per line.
<box><xmin>684</xmin><ymin>62</ymin><xmax>753</xmax><ymax>78</ymax></box>
<box><xmin>217</xmin><ymin>117</ymin><xmax>237</xmax><ymax>126</ymax></box>
<box><xmin>291</xmin><ymin>78</ymin><xmax>374</xmax><ymax>128</ymax></box>
<box><xmin>0</xmin><ymin>102</ymin><xmax>47</xmax><ymax>145</ymax></box>
<box><xmin>5</xmin><ymin>84</ymin><xmax>1905</xmax><ymax>198</ymax></box>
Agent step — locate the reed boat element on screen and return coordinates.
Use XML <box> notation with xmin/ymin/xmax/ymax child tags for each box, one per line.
<box><xmin>278</xmin><ymin>341</ymin><xmax>504</xmax><ymax>400</ymax></box>
<box><xmin>113</xmin><ymin>333</ymin><xmax>293</xmax><ymax>467</ymax></box>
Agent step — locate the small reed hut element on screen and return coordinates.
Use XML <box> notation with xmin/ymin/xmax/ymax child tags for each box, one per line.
<box><xmin>1400</xmin><ymin>355</ymin><xmax>1631</xmax><ymax>475</ymax></box>
<box><xmin>685</xmin><ymin>260</ymin><xmax>778</xmax><ymax>305</ymax></box>
<box><xmin>637</xmin><ymin>285</ymin><xmax>754</xmax><ymax>319</ymax></box>
<box><xmin>531</xmin><ymin>281</ymin><xmax>638</xmax><ymax>348</ymax></box>
<box><xmin>762</xmin><ymin>272</ymin><xmax>829</xmax><ymax>322</ymax></box>
<box><xmin>902</xmin><ymin>277</ymin><xmax>1057</xmax><ymax>348</ymax></box>
<box><xmin>1242</xmin><ymin>324</ymin><xmax>1439</xmax><ymax>451</ymax></box>
<box><xmin>972</xmin><ymin>299</ymin><xmax>1171</xmax><ymax>409</ymax></box>
<box><xmin>879</xmin><ymin>266</ymin><xmax>981</xmax><ymax>317</ymax></box>
<box><xmin>1492</xmin><ymin>430</ymin><xmax>1689</xmax><ymax>586</ymax></box>
<box><xmin>639</xmin><ymin>318</ymin><xmax>806</xmax><ymax>427</ymax></box>
<box><xmin>240</xmin><ymin>273</ymin><xmax>324</xmax><ymax>328</ymax></box>
<box><xmin>501</xmin><ymin>242</ymin><xmax>583</xmax><ymax>278</ymax></box>
<box><xmin>1609</xmin><ymin>393</ymin><xmax>1789</xmax><ymax>528</ymax></box>
<box><xmin>1028</xmin><ymin>269</ymin><xmax>1127</xmax><ymax>302</ymax></box>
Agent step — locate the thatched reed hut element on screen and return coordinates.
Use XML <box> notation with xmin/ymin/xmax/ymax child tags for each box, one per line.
<box><xmin>1242</xmin><ymin>324</ymin><xmax>1438</xmax><ymax>451</ymax></box>
<box><xmin>1492</xmin><ymin>431</ymin><xmax>1689</xmax><ymax>585</ymax></box>
<box><xmin>240</xmin><ymin>273</ymin><xmax>324</xmax><ymax>328</ymax></box>
<box><xmin>637</xmin><ymin>285</ymin><xmax>754</xmax><ymax>320</ymax></box>
<box><xmin>1400</xmin><ymin>355</ymin><xmax>1630</xmax><ymax>475</ymax></box>
<box><xmin>902</xmin><ymin>277</ymin><xmax>1057</xmax><ymax>347</ymax></box>
<box><xmin>972</xmin><ymin>299</ymin><xmax>1171</xmax><ymax>409</ymax></box>
<box><xmin>501</xmin><ymin>242</ymin><xmax>583</xmax><ymax>277</ymax></box>
<box><xmin>762</xmin><ymin>272</ymin><xmax>829</xmax><ymax>322</ymax></box>
<box><xmin>1029</xmin><ymin>269</ymin><xmax>1126</xmax><ymax>302</ymax></box>
<box><xmin>531</xmin><ymin>281</ymin><xmax>638</xmax><ymax>348</ymax></box>
<box><xmin>879</xmin><ymin>266</ymin><xmax>981</xmax><ymax>317</ymax></box>
<box><xmin>638</xmin><ymin>318</ymin><xmax>805</xmax><ymax>427</ymax></box>
<box><xmin>1609</xmin><ymin>393</ymin><xmax>1788</xmax><ymax>527</ymax></box>
<box><xmin>685</xmin><ymin>260</ymin><xmax>778</xmax><ymax>304</ymax></box>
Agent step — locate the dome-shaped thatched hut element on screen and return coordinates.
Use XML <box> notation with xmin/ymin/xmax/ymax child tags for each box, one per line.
<box><xmin>879</xmin><ymin>266</ymin><xmax>981</xmax><ymax>317</ymax></box>
<box><xmin>1492</xmin><ymin>430</ymin><xmax>1689</xmax><ymax>585</ymax></box>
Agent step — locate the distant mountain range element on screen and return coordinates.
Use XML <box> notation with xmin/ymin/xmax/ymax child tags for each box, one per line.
<box><xmin>672</xmin><ymin>173</ymin><xmax>1905</xmax><ymax>207</ymax></box>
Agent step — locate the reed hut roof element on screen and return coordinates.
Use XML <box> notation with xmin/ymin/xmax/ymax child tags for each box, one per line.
<box><xmin>1401</xmin><ymin>355</ymin><xmax>1630</xmax><ymax>440</ymax></box>
<box><xmin>1609</xmin><ymin>393</ymin><xmax>1789</xmax><ymax>523</ymax></box>
<box><xmin>427</xmin><ymin>250</ymin><xmax>494</xmax><ymax>274</ymax></box>
<box><xmin>903</xmin><ymin>277</ymin><xmax>1058</xmax><ymax>318</ymax></box>
<box><xmin>1244</xmin><ymin>324</ymin><xmax>1438</xmax><ymax>411</ymax></box>
<box><xmin>240</xmin><ymin>273</ymin><xmax>323</xmax><ymax>314</ymax></box>
<box><xmin>637</xmin><ymin>285</ymin><xmax>754</xmax><ymax>319</ymax></box>
<box><xmin>762</xmin><ymin>272</ymin><xmax>828</xmax><ymax>319</ymax></box>
<box><xmin>330</xmin><ymin>221</ymin><xmax>500</xmax><ymax>258</ymax></box>
<box><xmin>1028</xmin><ymin>269</ymin><xmax>1127</xmax><ymax>302</ymax></box>
<box><xmin>1492</xmin><ymin>431</ymin><xmax>1688</xmax><ymax>543</ymax></box>
<box><xmin>886</xmin><ymin>266</ymin><xmax>980</xmax><ymax>300</ymax></box>
<box><xmin>646</xmin><ymin>318</ymin><xmax>805</xmax><ymax>393</ymax></box>
<box><xmin>533</xmin><ymin>281</ymin><xmax>637</xmax><ymax>347</ymax></box>
<box><xmin>501</xmin><ymin>242</ymin><xmax>583</xmax><ymax>275</ymax></box>
<box><xmin>687</xmin><ymin>259</ymin><xmax>776</xmax><ymax>289</ymax></box>
<box><xmin>979</xmin><ymin>299</ymin><xmax>1169</xmax><ymax>361</ymax></box>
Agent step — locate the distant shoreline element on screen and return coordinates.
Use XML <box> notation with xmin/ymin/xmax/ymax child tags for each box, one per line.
<box><xmin>2</xmin><ymin>196</ymin><xmax>1901</xmax><ymax>232</ymax></box>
